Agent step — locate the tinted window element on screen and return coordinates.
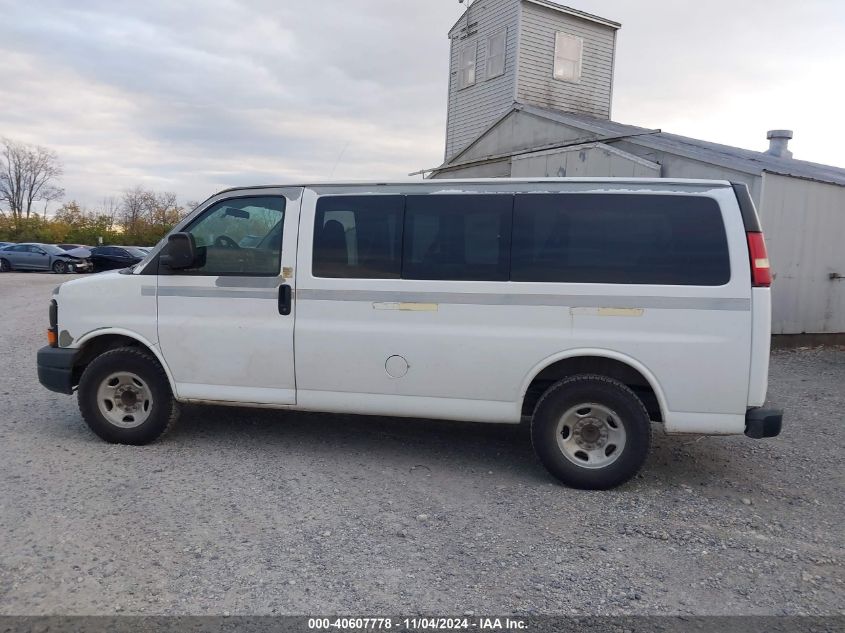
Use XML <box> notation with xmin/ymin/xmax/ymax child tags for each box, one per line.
<box><xmin>511</xmin><ymin>194</ymin><xmax>730</xmax><ymax>286</ymax></box>
<box><xmin>402</xmin><ymin>195</ymin><xmax>512</xmax><ymax>282</ymax></box>
<box><xmin>8</xmin><ymin>245</ymin><xmax>27</xmax><ymax>252</ymax></box>
<box><xmin>313</xmin><ymin>196</ymin><xmax>404</xmax><ymax>279</ymax></box>
<box><xmin>168</xmin><ymin>196</ymin><xmax>285</xmax><ymax>276</ymax></box>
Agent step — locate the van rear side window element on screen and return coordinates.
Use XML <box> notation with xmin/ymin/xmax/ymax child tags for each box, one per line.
<box><xmin>402</xmin><ymin>195</ymin><xmax>512</xmax><ymax>282</ymax></box>
<box><xmin>313</xmin><ymin>195</ymin><xmax>403</xmax><ymax>279</ymax></box>
<box><xmin>511</xmin><ymin>194</ymin><xmax>731</xmax><ymax>286</ymax></box>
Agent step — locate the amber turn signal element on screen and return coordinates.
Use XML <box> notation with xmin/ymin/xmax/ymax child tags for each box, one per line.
<box><xmin>47</xmin><ymin>329</ymin><xmax>58</xmax><ymax>348</ymax></box>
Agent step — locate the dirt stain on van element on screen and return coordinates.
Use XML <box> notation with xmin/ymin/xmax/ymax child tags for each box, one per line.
<box><xmin>571</xmin><ymin>307</ymin><xmax>645</xmax><ymax>318</ymax></box>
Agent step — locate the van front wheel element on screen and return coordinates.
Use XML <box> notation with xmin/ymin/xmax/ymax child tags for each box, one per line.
<box><xmin>531</xmin><ymin>375</ymin><xmax>651</xmax><ymax>490</ymax></box>
<box><xmin>78</xmin><ymin>347</ymin><xmax>180</xmax><ymax>445</ymax></box>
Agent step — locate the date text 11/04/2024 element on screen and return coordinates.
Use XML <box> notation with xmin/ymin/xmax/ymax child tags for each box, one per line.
<box><xmin>307</xmin><ymin>617</ymin><xmax>528</xmax><ymax>630</ymax></box>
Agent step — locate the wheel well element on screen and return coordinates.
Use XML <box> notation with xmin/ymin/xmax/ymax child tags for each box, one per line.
<box><xmin>71</xmin><ymin>335</ymin><xmax>151</xmax><ymax>385</ymax></box>
<box><xmin>522</xmin><ymin>356</ymin><xmax>663</xmax><ymax>422</ymax></box>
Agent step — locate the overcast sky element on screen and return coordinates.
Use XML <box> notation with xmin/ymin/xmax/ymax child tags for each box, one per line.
<box><xmin>1</xmin><ymin>0</ymin><xmax>843</xmax><ymax>209</ymax></box>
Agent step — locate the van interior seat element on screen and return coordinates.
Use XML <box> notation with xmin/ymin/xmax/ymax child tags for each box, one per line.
<box><xmin>317</xmin><ymin>219</ymin><xmax>349</xmax><ymax>266</ymax></box>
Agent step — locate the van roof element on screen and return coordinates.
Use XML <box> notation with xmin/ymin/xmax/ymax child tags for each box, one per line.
<box><xmin>215</xmin><ymin>177</ymin><xmax>735</xmax><ymax>196</ymax></box>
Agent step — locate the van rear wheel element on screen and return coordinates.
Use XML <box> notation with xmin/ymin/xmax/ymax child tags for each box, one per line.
<box><xmin>78</xmin><ymin>347</ymin><xmax>180</xmax><ymax>445</ymax></box>
<box><xmin>531</xmin><ymin>375</ymin><xmax>651</xmax><ymax>490</ymax></box>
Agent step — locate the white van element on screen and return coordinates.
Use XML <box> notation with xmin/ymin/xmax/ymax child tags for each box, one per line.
<box><xmin>37</xmin><ymin>179</ymin><xmax>783</xmax><ymax>489</ymax></box>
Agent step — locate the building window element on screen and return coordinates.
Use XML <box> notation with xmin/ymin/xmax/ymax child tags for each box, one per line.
<box><xmin>486</xmin><ymin>30</ymin><xmax>506</xmax><ymax>79</ymax></box>
<box><xmin>553</xmin><ymin>32</ymin><xmax>583</xmax><ymax>83</ymax></box>
<box><xmin>458</xmin><ymin>42</ymin><xmax>477</xmax><ymax>89</ymax></box>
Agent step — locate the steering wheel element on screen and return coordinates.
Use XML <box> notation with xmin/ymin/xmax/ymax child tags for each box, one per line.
<box><xmin>213</xmin><ymin>235</ymin><xmax>240</xmax><ymax>249</ymax></box>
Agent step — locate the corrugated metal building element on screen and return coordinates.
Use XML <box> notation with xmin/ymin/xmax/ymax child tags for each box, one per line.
<box><xmin>428</xmin><ymin>0</ymin><xmax>845</xmax><ymax>337</ymax></box>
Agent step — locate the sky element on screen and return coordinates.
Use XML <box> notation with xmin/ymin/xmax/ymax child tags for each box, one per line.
<box><xmin>1</xmin><ymin>0</ymin><xmax>843</xmax><ymax>210</ymax></box>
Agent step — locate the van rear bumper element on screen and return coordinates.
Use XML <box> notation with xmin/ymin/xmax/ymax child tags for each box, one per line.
<box><xmin>37</xmin><ymin>346</ymin><xmax>78</xmax><ymax>395</ymax></box>
<box><xmin>745</xmin><ymin>408</ymin><xmax>783</xmax><ymax>439</ymax></box>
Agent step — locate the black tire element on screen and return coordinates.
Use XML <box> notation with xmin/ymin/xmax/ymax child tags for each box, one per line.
<box><xmin>52</xmin><ymin>260</ymin><xmax>68</xmax><ymax>274</ymax></box>
<box><xmin>0</xmin><ymin>258</ymin><xmax>11</xmax><ymax>272</ymax></box>
<box><xmin>78</xmin><ymin>347</ymin><xmax>180</xmax><ymax>445</ymax></box>
<box><xmin>531</xmin><ymin>375</ymin><xmax>651</xmax><ymax>490</ymax></box>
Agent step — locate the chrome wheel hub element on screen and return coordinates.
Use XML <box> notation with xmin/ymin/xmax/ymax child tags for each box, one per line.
<box><xmin>556</xmin><ymin>403</ymin><xmax>626</xmax><ymax>470</ymax></box>
<box><xmin>96</xmin><ymin>372</ymin><xmax>153</xmax><ymax>428</ymax></box>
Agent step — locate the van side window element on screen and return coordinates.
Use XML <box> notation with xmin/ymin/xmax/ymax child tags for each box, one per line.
<box><xmin>168</xmin><ymin>196</ymin><xmax>285</xmax><ymax>276</ymax></box>
<box><xmin>313</xmin><ymin>196</ymin><xmax>403</xmax><ymax>279</ymax></box>
<box><xmin>511</xmin><ymin>194</ymin><xmax>731</xmax><ymax>286</ymax></box>
<box><xmin>402</xmin><ymin>195</ymin><xmax>512</xmax><ymax>282</ymax></box>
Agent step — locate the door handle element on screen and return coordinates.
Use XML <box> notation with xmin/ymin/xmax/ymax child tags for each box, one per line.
<box><xmin>278</xmin><ymin>284</ymin><xmax>292</xmax><ymax>316</ymax></box>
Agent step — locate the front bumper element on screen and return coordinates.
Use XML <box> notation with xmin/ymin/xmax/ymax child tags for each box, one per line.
<box><xmin>745</xmin><ymin>408</ymin><xmax>783</xmax><ymax>439</ymax></box>
<box><xmin>37</xmin><ymin>346</ymin><xmax>79</xmax><ymax>395</ymax></box>
<box><xmin>67</xmin><ymin>260</ymin><xmax>92</xmax><ymax>273</ymax></box>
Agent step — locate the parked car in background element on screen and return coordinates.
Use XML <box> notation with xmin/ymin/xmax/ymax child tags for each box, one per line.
<box><xmin>88</xmin><ymin>246</ymin><xmax>148</xmax><ymax>272</ymax></box>
<box><xmin>0</xmin><ymin>242</ymin><xmax>14</xmax><ymax>249</ymax></box>
<box><xmin>57</xmin><ymin>244</ymin><xmax>91</xmax><ymax>251</ymax></box>
<box><xmin>0</xmin><ymin>243</ymin><xmax>92</xmax><ymax>273</ymax></box>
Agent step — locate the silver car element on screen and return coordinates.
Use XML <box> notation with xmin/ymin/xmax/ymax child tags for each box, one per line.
<box><xmin>0</xmin><ymin>243</ymin><xmax>93</xmax><ymax>274</ymax></box>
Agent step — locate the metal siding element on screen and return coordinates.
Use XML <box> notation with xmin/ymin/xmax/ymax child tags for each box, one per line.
<box><xmin>511</xmin><ymin>144</ymin><xmax>660</xmax><ymax>178</ymax></box>
<box><xmin>430</xmin><ymin>159</ymin><xmax>513</xmax><ymax>179</ymax></box>
<box><xmin>658</xmin><ymin>154</ymin><xmax>756</xmax><ymax>187</ymax></box>
<box><xmin>445</xmin><ymin>0</ymin><xmax>521</xmax><ymax>160</ymax></box>
<box><xmin>453</xmin><ymin>109</ymin><xmax>591</xmax><ymax>164</ymax></box>
<box><xmin>517</xmin><ymin>2</ymin><xmax>616</xmax><ymax>119</ymax></box>
<box><xmin>761</xmin><ymin>173</ymin><xmax>845</xmax><ymax>335</ymax></box>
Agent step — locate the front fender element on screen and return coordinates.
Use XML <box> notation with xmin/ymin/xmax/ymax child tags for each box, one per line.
<box><xmin>73</xmin><ymin>328</ymin><xmax>178</xmax><ymax>396</ymax></box>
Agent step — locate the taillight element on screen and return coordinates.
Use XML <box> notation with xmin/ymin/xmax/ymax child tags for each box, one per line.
<box><xmin>48</xmin><ymin>299</ymin><xmax>58</xmax><ymax>348</ymax></box>
<box><xmin>747</xmin><ymin>232</ymin><xmax>772</xmax><ymax>287</ymax></box>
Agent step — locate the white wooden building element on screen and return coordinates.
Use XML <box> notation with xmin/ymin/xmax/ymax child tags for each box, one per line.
<box><xmin>427</xmin><ymin>0</ymin><xmax>845</xmax><ymax>338</ymax></box>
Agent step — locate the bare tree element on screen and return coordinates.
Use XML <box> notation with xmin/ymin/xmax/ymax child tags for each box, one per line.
<box><xmin>119</xmin><ymin>186</ymin><xmax>186</xmax><ymax>240</ymax></box>
<box><xmin>146</xmin><ymin>191</ymin><xmax>180</xmax><ymax>227</ymax></box>
<box><xmin>99</xmin><ymin>195</ymin><xmax>120</xmax><ymax>225</ymax></box>
<box><xmin>0</xmin><ymin>138</ymin><xmax>64</xmax><ymax>222</ymax></box>
<box><xmin>118</xmin><ymin>186</ymin><xmax>152</xmax><ymax>235</ymax></box>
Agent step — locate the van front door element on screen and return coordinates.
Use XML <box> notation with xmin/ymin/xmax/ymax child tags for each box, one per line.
<box><xmin>156</xmin><ymin>189</ymin><xmax>301</xmax><ymax>405</ymax></box>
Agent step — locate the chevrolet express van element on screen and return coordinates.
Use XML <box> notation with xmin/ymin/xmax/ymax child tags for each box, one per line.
<box><xmin>37</xmin><ymin>179</ymin><xmax>783</xmax><ymax>489</ymax></box>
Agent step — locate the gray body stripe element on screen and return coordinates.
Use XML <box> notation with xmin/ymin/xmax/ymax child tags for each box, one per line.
<box><xmin>141</xmin><ymin>286</ymin><xmax>750</xmax><ymax>311</ymax></box>
<box><xmin>142</xmin><ymin>286</ymin><xmax>278</xmax><ymax>300</ymax></box>
<box><xmin>296</xmin><ymin>289</ymin><xmax>750</xmax><ymax>312</ymax></box>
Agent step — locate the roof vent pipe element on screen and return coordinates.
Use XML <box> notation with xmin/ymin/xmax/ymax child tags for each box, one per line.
<box><xmin>766</xmin><ymin>130</ymin><xmax>794</xmax><ymax>159</ymax></box>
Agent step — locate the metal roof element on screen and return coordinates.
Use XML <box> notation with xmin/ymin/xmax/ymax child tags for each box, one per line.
<box><xmin>522</xmin><ymin>0</ymin><xmax>621</xmax><ymax>29</ymax></box>
<box><xmin>516</xmin><ymin>104</ymin><xmax>845</xmax><ymax>187</ymax></box>
<box><xmin>448</xmin><ymin>0</ymin><xmax>619</xmax><ymax>38</ymax></box>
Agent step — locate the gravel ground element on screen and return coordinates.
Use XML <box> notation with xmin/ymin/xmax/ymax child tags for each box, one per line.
<box><xmin>0</xmin><ymin>272</ymin><xmax>843</xmax><ymax>616</ymax></box>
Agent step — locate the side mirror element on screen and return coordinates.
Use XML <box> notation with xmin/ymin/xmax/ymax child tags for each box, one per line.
<box><xmin>160</xmin><ymin>233</ymin><xmax>197</xmax><ymax>270</ymax></box>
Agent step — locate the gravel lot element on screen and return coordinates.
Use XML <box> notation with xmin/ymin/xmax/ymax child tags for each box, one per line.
<box><xmin>0</xmin><ymin>272</ymin><xmax>842</xmax><ymax>616</ymax></box>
